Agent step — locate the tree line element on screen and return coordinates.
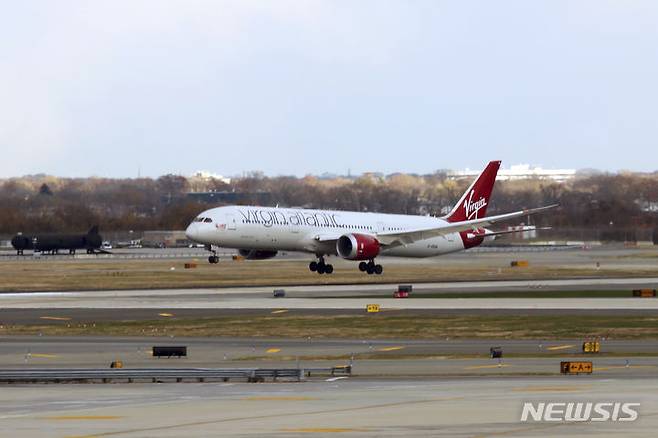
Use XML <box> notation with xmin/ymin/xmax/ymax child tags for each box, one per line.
<box><xmin>1</xmin><ymin>172</ymin><xmax>657</xmax><ymax>240</ymax></box>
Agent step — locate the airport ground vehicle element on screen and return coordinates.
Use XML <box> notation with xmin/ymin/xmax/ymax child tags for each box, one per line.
<box><xmin>11</xmin><ymin>226</ymin><xmax>106</xmax><ymax>255</ymax></box>
<box><xmin>185</xmin><ymin>161</ymin><xmax>557</xmax><ymax>274</ymax></box>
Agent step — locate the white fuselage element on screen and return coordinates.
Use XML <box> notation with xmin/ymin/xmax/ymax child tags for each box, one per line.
<box><xmin>185</xmin><ymin>205</ymin><xmax>473</xmax><ymax>258</ymax></box>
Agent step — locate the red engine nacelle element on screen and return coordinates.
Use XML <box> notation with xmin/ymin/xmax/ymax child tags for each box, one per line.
<box><xmin>336</xmin><ymin>233</ymin><xmax>380</xmax><ymax>260</ymax></box>
<box><xmin>238</xmin><ymin>249</ymin><xmax>278</xmax><ymax>260</ymax></box>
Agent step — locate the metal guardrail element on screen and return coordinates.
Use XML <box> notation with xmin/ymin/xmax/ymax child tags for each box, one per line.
<box><xmin>0</xmin><ymin>365</ymin><xmax>351</xmax><ymax>384</ymax></box>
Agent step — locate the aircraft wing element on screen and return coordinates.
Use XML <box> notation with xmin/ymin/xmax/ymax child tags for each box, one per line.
<box><xmin>484</xmin><ymin>226</ymin><xmax>552</xmax><ymax>238</ymax></box>
<box><xmin>376</xmin><ymin>204</ymin><xmax>559</xmax><ymax>246</ymax></box>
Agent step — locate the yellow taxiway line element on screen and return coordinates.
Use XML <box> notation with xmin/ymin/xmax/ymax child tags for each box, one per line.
<box><xmin>377</xmin><ymin>346</ymin><xmax>405</xmax><ymax>352</ymax></box>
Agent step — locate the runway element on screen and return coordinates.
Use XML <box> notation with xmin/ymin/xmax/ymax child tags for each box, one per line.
<box><xmin>1</xmin><ymin>277</ymin><xmax>658</xmax><ymax>310</ymax></box>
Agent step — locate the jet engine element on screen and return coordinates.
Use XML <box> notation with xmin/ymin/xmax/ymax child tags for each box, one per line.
<box><xmin>238</xmin><ymin>249</ymin><xmax>278</xmax><ymax>260</ymax></box>
<box><xmin>336</xmin><ymin>233</ymin><xmax>380</xmax><ymax>260</ymax></box>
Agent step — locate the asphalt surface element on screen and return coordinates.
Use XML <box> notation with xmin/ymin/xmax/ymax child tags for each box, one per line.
<box><xmin>2</xmin><ymin>377</ymin><xmax>657</xmax><ymax>437</ymax></box>
<box><xmin>0</xmin><ymin>247</ymin><xmax>656</xmax><ymax>436</ymax></box>
<box><xmin>1</xmin><ymin>336</ymin><xmax>657</xmax><ymax>377</ymax></box>
<box><xmin>2</xmin><ymin>278</ymin><xmax>658</xmax><ymax>311</ymax></box>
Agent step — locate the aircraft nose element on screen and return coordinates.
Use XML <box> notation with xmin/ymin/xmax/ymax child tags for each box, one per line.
<box><xmin>185</xmin><ymin>223</ymin><xmax>199</xmax><ymax>241</ymax></box>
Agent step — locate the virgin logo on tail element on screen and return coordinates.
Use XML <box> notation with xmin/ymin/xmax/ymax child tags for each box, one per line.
<box><xmin>446</xmin><ymin>160</ymin><xmax>500</xmax><ymax>223</ymax></box>
<box><xmin>463</xmin><ymin>190</ymin><xmax>487</xmax><ymax>220</ymax></box>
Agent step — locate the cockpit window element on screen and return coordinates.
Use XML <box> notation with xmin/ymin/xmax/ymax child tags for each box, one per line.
<box><xmin>203</xmin><ymin>217</ymin><xmax>213</xmax><ymax>223</ymax></box>
<box><xmin>194</xmin><ymin>217</ymin><xmax>205</xmax><ymax>222</ymax></box>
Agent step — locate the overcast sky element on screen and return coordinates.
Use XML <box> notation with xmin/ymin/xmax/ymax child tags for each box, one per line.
<box><xmin>2</xmin><ymin>1</ymin><xmax>657</xmax><ymax>178</ymax></box>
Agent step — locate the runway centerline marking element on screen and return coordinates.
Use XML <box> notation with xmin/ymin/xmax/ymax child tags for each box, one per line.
<box><xmin>595</xmin><ymin>365</ymin><xmax>657</xmax><ymax>371</ymax></box>
<box><xmin>271</xmin><ymin>309</ymin><xmax>288</xmax><ymax>314</ymax></box>
<box><xmin>158</xmin><ymin>313</ymin><xmax>174</xmax><ymax>317</ymax></box>
<box><xmin>546</xmin><ymin>344</ymin><xmax>576</xmax><ymax>351</ymax></box>
<box><xmin>464</xmin><ymin>364</ymin><xmax>511</xmax><ymax>370</ymax></box>
<box><xmin>377</xmin><ymin>346</ymin><xmax>405</xmax><ymax>352</ymax></box>
<box><xmin>30</xmin><ymin>353</ymin><xmax>58</xmax><ymax>358</ymax></box>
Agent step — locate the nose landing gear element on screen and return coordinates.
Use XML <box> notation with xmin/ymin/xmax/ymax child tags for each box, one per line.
<box><xmin>309</xmin><ymin>257</ymin><xmax>333</xmax><ymax>274</ymax></box>
<box><xmin>206</xmin><ymin>245</ymin><xmax>219</xmax><ymax>264</ymax></box>
<box><xmin>358</xmin><ymin>260</ymin><xmax>383</xmax><ymax>275</ymax></box>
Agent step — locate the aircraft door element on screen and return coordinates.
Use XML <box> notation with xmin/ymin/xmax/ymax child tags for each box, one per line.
<box><xmin>226</xmin><ymin>214</ymin><xmax>237</xmax><ymax>230</ymax></box>
<box><xmin>289</xmin><ymin>212</ymin><xmax>300</xmax><ymax>234</ymax></box>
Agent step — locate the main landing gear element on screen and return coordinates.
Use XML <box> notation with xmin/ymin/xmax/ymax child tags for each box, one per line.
<box><xmin>309</xmin><ymin>257</ymin><xmax>334</xmax><ymax>275</ymax></box>
<box><xmin>359</xmin><ymin>260</ymin><xmax>383</xmax><ymax>275</ymax></box>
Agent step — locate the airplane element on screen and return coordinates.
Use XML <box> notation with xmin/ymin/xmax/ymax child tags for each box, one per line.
<box><xmin>11</xmin><ymin>225</ymin><xmax>108</xmax><ymax>255</ymax></box>
<box><xmin>185</xmin><ymin>161</ymin><xmax>558</xmax><ymax>274</ymax></box>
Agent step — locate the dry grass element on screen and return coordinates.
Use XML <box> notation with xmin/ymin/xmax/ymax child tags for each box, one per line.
<box><xmin>0</xmin><ymin>258</ymin><xmax>653</xmax><ymax>292</ymax></box>
<box><xmin>3</xmin><ymin>314</ymin><xmax>658</xmax><ymax>340</ymax></box>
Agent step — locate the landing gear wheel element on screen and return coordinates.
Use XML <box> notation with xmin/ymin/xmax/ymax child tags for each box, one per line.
<box><xmin>309</xmin><ymin>261</ymin><xmax>318</xmax><ymax>272</ymax></box>
<box><xmin>366</xmin><ymin>264</ymin><xmax>375</xmax><ymax>275</ymax></box>
<box><xmin>374</xmin><ymin>264</ymin><xmax>383</xmax><ymax>275</ymax></box>
<box><xmin>317</xmin><ymin>263</ymin><xmax>326</xmax><ymax>274</ymax></box>
<box><xmin>358</xmin><ymin>262</ymin><xmax>368</xmax><ymax>272</ymax></box>
<box><xmin>324</xmin><ymin>264</ymin><xmax>334</xmax><ymax>274</ymax></box>
<box><xmin>208</xmin><ymin>255</ymin><xmax>219</xmax><ymax>264</ymax></box>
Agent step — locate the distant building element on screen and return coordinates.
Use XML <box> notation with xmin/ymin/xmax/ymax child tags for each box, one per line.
<box><xmin>637</xmin><ymin>200</ymin><xmax>658</xmax><ymax>213</ymax></box>
<box><xmin>191</xmin><ymin>170</ymin><xmax>231</xmax><ymax>184</ymax></box>
<box><xmin>186</xmin><ymin>191</ymin><xmax>272</xmax><ymax>205</ymax></box>
<box><xmin>448</xmin><ymin>164</ymin><xmax>576</xmax><ymax>182</ymax></box>
<box><xmin>505</xmin><ymin>224</ymin><xmax>537</xmax><ymax>239</ymax></box>
<box><xmin>142</xmin><ymin>230</ymin><xmax>189</xmax><ymax>248</ymax></box>
<box><xmin>361</xmin><ymin>172</ymin><xmax>385</xmax><ymax>181</ymax></box>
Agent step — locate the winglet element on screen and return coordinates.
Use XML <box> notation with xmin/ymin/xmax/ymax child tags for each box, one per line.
<box><xmin>446</xmin><ymin>161</ymin><xmax>501</xmax><ymax>223</ymax></box>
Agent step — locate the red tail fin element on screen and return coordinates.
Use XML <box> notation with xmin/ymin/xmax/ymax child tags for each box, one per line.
<box><xmin>446</xmin><ymin>160</ymin><xmax>501</xmax><ymax>223</ymax></box>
